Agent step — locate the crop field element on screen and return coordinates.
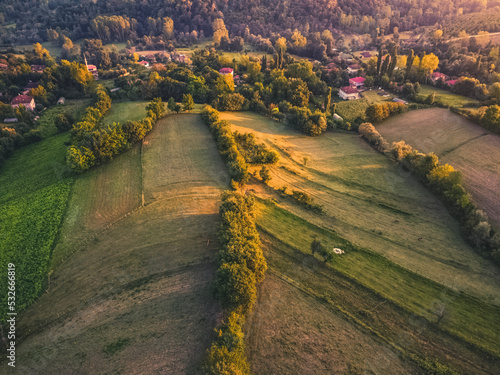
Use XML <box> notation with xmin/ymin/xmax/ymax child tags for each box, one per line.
<box><xmin>0</xmin><ymin>133</ymin><xmax>74</xmax><ymax>322</ymax></box>
<box><xmin>377</xmin><ymin>108</ymin><xmax>500</xmax><ymax>228</ymax></box>
<box><xmin>416</xmin><ymin>84</ymin><xmax>480</xmax><ymax>107</ymax></box>
<box><xmin>11</xmin><ymin>114</ymin><xmax>229</xmax><ymax>374</ymax></box>
<box><xmin>334</xmin><ymin>98</ymin><xmax>370</xmax><ymax>123</ymax></box>
<box><xmin>102</xmin><ymin>100</ymin><xmax>149</xmax><ymax>125</ymax></box>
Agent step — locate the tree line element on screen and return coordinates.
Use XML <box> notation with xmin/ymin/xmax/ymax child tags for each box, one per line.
<box><xmin>204</xmin><ymin>191</ymin><xmax>267</xmax><ymax>374</ymax></box>
<box><xmin>201</xmin><ymin>105</ymin><xmax>250</xmax><ymax>186</ymax></box>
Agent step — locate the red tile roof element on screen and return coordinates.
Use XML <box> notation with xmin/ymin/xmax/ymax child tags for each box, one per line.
<box><xmin>349</xmin><ymin>77</ymin><xmax>365</xmax><ymax>83</ymax></box>
<box><xmin>11</xmin><ymin>95</ymin><xmax>33</xmax><ymax>104</ymax></box>
<box><xmin>446</xmin><ymin>79</ymin><xmax>457</xmax><ymax>86</ymax></box>
<box><xmin>219</xmin><ymin>67</ymin><xmax>234</xmax><ymax>74</ymax></box>
<box><xmin>348</xmin><ymin>64</ymin><xmax>361</xmax><ymax>69</ymax></box>
<box><xmin>360</xmin><ymin>52</ymin><xmax>372</xmax><ymax>58</ymax></box>
<box><xmin>340</xmin><ymin>86</ymin><xmax>359</xmax><ymax>94</ymax></box>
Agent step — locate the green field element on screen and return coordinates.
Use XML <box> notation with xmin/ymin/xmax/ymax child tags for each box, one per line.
<box><xmin>335</xmin><ymin>89</ymin><xmax>394</xmax><ymax>123</ymax></box>
<box><xmin>102</xmin><ymin>100</ymin><xmax>149</xmax><ymax>125</ymax></box>
<box><xmin>0</xmin><ymin>133</ymin><xmax>74</xmax><ymax>322</ymax></box>
<box><xmin>10</xmin><ymin>114</ymin><xmax>229</xmax><ymax>373</ymax></box>
<box><xmin>416</xmin><ymin>84</ymin><xmax>480</xmax><ymax>107</ymax></box>
<box><xmin>37</xmin><ymin>99</ymin><xmax>91</xmax><ymax>137</ymax></box>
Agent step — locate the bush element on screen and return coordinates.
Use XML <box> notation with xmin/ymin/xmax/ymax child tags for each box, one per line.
<box><xmin>233</xmin><ymin>131</ymin><xmax>279</xmax><ymax>164</ymax></box>
<box><xmin>358</xmin><ymin>123</ymin><xmax>389</xmax><ymax>152</ymax></box>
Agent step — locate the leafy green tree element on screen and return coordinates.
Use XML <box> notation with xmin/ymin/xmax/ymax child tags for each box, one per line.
<box><xmin>174</xmin><ymin>104</ymin><xmax>181</xmax><ymax>113</ymax></box>
<box><xmin>182</xmin><ymin>94</ymin><xmax>195</xmax><ymax>111</ymax></box>
<box><xmin>311</xmin><ymin>238</ymin><xmax>324</xmax><ymax>255</ymax></box>
<box><xmin>167</xmin><ymin>97</ymin><xmax>176</xmax><ymax>112</ymax></box>
<box><xmin>213</xmin><ymin>262</ymin><xmax>257</xmax><ymax>314</ymax></box>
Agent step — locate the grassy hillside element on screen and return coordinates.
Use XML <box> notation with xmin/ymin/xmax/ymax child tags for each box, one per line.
<box><xmin>377</xmin><ymin>108</ymin><xmax>500</xmax><ymax>228</ymax></box>
<box><xmin>36</xmin><ymin>99</ymin><xmax>91</xmax><ymax>137</ymax></box>
<box><xmin>7</xmin><ymin>114</ymin><xmax>229</xmax><ymax>374</ymax></box>
<box><xmin>248</xmin><ymin>200</ymin><xmax>500</xmax><ymax>374</ymax></box>
<box><xmin>0</xmin><ymin>133</ymin><xmax>73</xmax><ymax>322</ymax></box>
<box><xmin>219</xmin><ymin>111</ymin><xmax>500</xmax><ymax>305</ymax></box>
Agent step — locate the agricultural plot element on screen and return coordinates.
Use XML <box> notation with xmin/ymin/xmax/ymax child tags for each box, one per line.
<box><xmin>10</xmin><ymin>114</ymin><xmax>229</xmax><ymax>374</ymax></box>
<box><xmin>0</xmin><ymin>133</ymin><xmax>73</xmax><ymax>322</ymax></box>
<box><xmin>248</xmin><ymin>201</ymin><xmax>500</xmax><ymax>374</ymax></box>
<box><xmin>377</xmin><ymin>108</ymin><xmax>500</xmax><ymax>228</ymax></box>
<box><xmin>218</xmin><ymin>111</ymin><xmax>500</xmax><ymax>305</ymax></box>
<box><xmin>416</xmin><ymin>84</ymin><xmax>479</xmax><ymax>107</ymax></box>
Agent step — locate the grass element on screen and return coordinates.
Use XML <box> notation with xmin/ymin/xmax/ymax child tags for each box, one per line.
<box><xmin>0</xmin><ymin>133</ymin><xmax>74</xmax><ymax>323</ymax></box>
<box><xmin>377</xmin><ymin>108</ymin><xmax>500</xmax><ymax>228</ymax></box>
<box><xmin>218</xmin><ymin>111</ymin><xmax>500</xmax><ymax>306</ymax></box>
<box><xmin>416</xmin><ymin>84</ymin><xmax>480</xmax><ymax>107</ymax></box>
<box><xmin>256</xmin><ymin>199</ymin><xmax>500</xmax><ymax>358</ymax></box>
<box><xmin>9</xmin><ymin>114</ymin><xmax>229</xmax><ymax>373</ymax></box>
<box><xmin>102</xmin><ymin>100</ymin><xmax>149</xmax><ymax>125</ymax></box>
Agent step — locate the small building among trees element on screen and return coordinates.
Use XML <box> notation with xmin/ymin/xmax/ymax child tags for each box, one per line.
<box><xmin>219</xmin><ymin>67</ymin><xmax>234</xmax><ymax>76</ymax></box>
<box><xmin>339</xmin><ymin>86</ymin><xmax>360</xmax><ymax>100</ymax></box>
<box><xmin>11</xmin><ymin>95</ymin><xmax>36</xmax><ymax>111</ymax></box>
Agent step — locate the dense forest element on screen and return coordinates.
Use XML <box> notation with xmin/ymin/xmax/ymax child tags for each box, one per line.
<box><xmin>2</xmin><ymin>0</ymin><xmax>500</xmax><ymax>45</ymax></box>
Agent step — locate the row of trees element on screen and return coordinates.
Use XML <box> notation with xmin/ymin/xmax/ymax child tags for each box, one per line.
<box><xmin>359</xmin><ymin>123</ymin><xmax>500</xmax><ymax>265</ymax></box>
<box><xmin>201</xmin><ymin>105</ymin><xmax>250</xmax><ymax>185</ymax></box>
<box><xmin>205</xmin><ymin>191</ymin><xmax>267</xmax><ymax>373</ymax></box>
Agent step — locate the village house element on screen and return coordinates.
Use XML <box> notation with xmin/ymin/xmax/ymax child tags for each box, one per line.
<box><xmin>30</xmin><ymin>65</ymin><xmax>45</xmax><ymax>73</ymax></box>
<box><xmin>219</xmin><ymin>67</ymin><xmax>234</xmax><ymax>77</ymax></box>
<box><xmin>349</xmin><ymin>76</ymin><xmax>365</xmax><ymax>89</ymax></box>
<box><xmin>11</xmin><ymin>95</ymin><xmax>36</xmax><ymax>111</ymax></box>
<box><xmin>84</xmin><ymin>57</ymin><xmax>99</xmax><ymax>80</ymax></box>
<box><xmin>0</xmin><ymin>63</ymin><xmax>8</xmax><ymax>71</ymax></box>
<box><xmin>339</xmin><ymin>86</ymin><xmax>360</xmax><ymax>100</ymax></box>
<box><xmin>360</xmin><ymin>52</ymin><xmax>372</xmax><ymax>58</ymax></box>
<box><xmin>138</xmin><ymin>60</ymin><xmax>150</xmax><ymax>68</ymax></box>
<box><xmin>347</xmin><ymin>64</ymin><xmax>361</xmax><ymax>75</ymax></box>
<box><xmin>430</xmin><ymin>72</ymin><xmax>449</xmax><ymax>84</ymax></box>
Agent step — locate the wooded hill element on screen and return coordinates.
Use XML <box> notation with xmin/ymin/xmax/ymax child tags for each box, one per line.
<box><xmin>2</xmin><ymin>0</ymin><xmax>500</xmax><ymax>45</ymax></box>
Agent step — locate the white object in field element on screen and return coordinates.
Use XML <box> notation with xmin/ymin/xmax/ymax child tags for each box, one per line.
<box><xmin>333</xmin><ymin>248</ymin><xmax>344</xmax><ymax>254</ymax></box>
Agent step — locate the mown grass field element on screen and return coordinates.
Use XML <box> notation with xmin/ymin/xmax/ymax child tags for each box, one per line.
<box><xmin>416</xmin><ymin>84</ymin><xmax>480</xmax><ymax>107</ymax></box>
<box><xmin>377</xmin><ymin>108</ymin><xmax>500</xmax><ymax>228</ymax></box>
<box><xmin>218</xmin><ymin>111</ymin><xmax>500</xmax><ymax>354</ymax></box>
<box><xmin>0</xmin><ymin>133</ymin><xmax>74</xmax><ymax>323</ymax></box>
<box><xmin>9</xmin><ymin>114</ymin><xmax>229</xmax><ymax>374</ymax></box>
<box><xmin>102</xmin><ymin>100</ymin><xmax>149</xmax><ymax>125</ymax></box>
<box><xmin>248</xmin><ymin>200</ymin><xmax>500</xmax><ymax>374</ymax></box>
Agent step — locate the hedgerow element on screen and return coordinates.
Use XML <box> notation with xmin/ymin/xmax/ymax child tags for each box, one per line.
<box><xmin>204</xmin><ymin>191</ymin><xmax>267</xmax><ymax>374</ymax></box>
<box><xmin>201</xmin><ymin>105</ymin><xmax>250</xmax><ymax>185</ymax></box>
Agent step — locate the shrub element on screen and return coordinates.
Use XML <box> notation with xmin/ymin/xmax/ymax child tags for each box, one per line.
<box><xmin>358</xmin><ymin>123</ymin><xmax>389</xmax><ymax>152</ymax></box>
